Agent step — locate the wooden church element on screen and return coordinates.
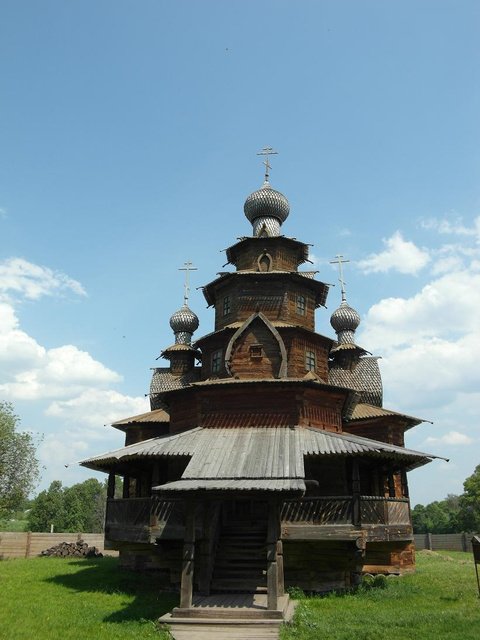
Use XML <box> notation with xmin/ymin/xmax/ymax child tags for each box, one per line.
<box><xmin>82</xmin><ymin>152</ymin><xmax>439</xmax><ymax>611</ymax></box>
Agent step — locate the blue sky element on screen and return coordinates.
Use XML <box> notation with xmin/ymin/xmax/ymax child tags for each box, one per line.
<box><xmin>1</xmin><ymin>0</ymin><xmax>479</xmax><ymax>505</ymax></box>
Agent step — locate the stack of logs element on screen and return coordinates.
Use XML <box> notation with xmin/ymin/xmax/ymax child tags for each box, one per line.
<box><xmin>40</xmin><ymin>540</ymin><xmax>103</xmax><ymax>558</ymax></box>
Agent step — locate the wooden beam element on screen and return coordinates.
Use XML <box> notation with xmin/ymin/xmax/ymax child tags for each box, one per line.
<box><xmin>122</xmin><ymin>475</ymin><xmax>130</xmax><ymax>499</ymax></box>
<box><xmin>180</xmin><ymin>501</ymin><xmax>196</xmax><ymax>609</ymax></box>
<box><xmin>107</xmin><ymin>472</ymin><xmax>116</xmax><ymax>499</ymax></box>
<box><xmin>267</xmin><ymin>500</ymin><xmax>280</xmax><ymax>610</ymax></box>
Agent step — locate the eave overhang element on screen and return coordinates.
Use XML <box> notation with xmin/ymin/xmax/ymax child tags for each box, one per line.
<box><xmin>194</xmin><ymin>322</ymin><xmax>334</xmax><ymax>350</ymax></box>
<box><xmin>79</xmin><ymin>425</ymin><xmax>445</xmax><ymax>476</ymax></box>
<box><xmin>346</xmin><ymin>402</ymin><xmax>428</xmax><ymax>429</ymax></box>
<box><xmin>111</xmin><ymin>408</ymin><xmax>170</xmax><ymax>432</ymax></box>
<box><xmin>225</xmin><ymin>236</ymin><xmax>311</xmax><ymax>267</ymax></box>
<box><xmin>201</xmin><ymin>271</ymin><xmax>330</xmax><ymax>308</ymax></box>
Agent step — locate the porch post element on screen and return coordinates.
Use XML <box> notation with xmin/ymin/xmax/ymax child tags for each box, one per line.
<box><xmin>107</xmin><ymin>472</ymin><xmax>116</xmax><ymax>499</ymax></box>
<box><xmin>267</xmin><ymin>499</ymin><xmax>281</xmax><ymax>610</ymax></box>
<box><xmin>180</xmin><ymin>499</ymin><xmax>196</xmax><ymax>609</ymax></box>
<box><xmin>122</xmin><ymin>475</ymin><xmax>130</xmax><ymax>499</ymax></box>
<box><xmin>352</xmin><ymin>460</ymin><xmax>361</xmax><ymax>527</ymax></box>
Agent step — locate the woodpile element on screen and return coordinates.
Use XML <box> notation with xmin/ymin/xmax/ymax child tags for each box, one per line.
<box><xmin>39</xmin><ymin>539</ymin><xmax>103</xmax><ymax>558</ymax></box>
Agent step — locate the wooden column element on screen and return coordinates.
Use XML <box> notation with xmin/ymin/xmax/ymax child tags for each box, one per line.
<box><xmin>180</xmin><ymin>500</ymin><xmax>196</xmax><ymax>609</ymax></box>
<box><xmin>387</xmin><ymin>466</ymin><xmax>396</xmax><ymax>498</ymax></box>
<box><xmin>122</xmin><ymin>475</ymin><xmax>130</xmax><ymax>499</ymax></box>
<box><xmin>276</xmin><ymin>540</ymin><xmax>285</xmax><ymax>597</ymax></box>
<box><xmin>107</xmin><ymin>472</ymin><xmax>116</xmax><ymax>499</ymax></box>
<box><xmin>267</xmin><ymin>499</ymin><xmax>281</xmax><ymax>611</ymax></box>
<box><xmin>352</xmin><ymin>460</ymin><xmax>361</xmax><ymax>527</ymax></box>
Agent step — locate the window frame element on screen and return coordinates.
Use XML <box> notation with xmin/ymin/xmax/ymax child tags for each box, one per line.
<box><xmin>296</xmin><ymin>294</ymin><xmax>306</xmax><ymax>316</ymax></box>
<box><xmin>305</xmin><ymin>349</ymin><xmax>316</xmax><ymax>371</ymax></box>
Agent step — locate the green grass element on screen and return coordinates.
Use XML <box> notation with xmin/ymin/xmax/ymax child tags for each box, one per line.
<box><xmin>0</xmin><ymin>556</ymin><xmax>177</xmax><ymax>639</ymax></box>
<box><xmin>281</xmin><ymin>550</ymin><xmax>480</xmax><ymax>640</ymax></box>
<box><xmin>1</xmin><ymin>551</ymin><xmax>479</xmax><ymax>639</ymax></box>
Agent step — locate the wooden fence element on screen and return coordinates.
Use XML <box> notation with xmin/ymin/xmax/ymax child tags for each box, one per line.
<box><xmin>414</xmin><ymin>532</ymin><xmax>476</xmax><ymax>553</ymax></box>
<box><xmin>0</xmin><ymin>532</ymin><xmax>118</xmax><ymax>560</ymax></box>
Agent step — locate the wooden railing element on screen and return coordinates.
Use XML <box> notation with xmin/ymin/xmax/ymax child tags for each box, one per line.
<box><xmin>105</xmin><ymin>497</ymin><xmax>185</xmax><ymax>540</ymax></box>
<box><xmin>281</xmin><ymin>496</ymin><xmax>353</xmax><ymax>525</ymax></box>
<box><xmin>281</xmin><ymin>496</ymin><xmax>410</xmax><ymax>527</ymax></box>
<box><xmin>360</xmin><ymin>497</ymin><xmax>410</xmax><ymax>525</ymax></box>
<box><xmin>106</xmin><ymin>498</ymin><xmax>151</xmax><ymax>527</ymax></box>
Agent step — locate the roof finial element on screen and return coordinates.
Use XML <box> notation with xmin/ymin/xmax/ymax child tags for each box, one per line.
<box><xmin>179</xmin><ymin>260</ymin><xmax>198</xmax><ymax>306</ymax></box>
<box><xmin>257</xmin><ymin>146</ymin><xmax>278</xmax><ymax>183</ymax></box>
<box><xmin>329</xmin><ymin>254</ymin><xmax>350</xmax><ymax>303</ymax></box>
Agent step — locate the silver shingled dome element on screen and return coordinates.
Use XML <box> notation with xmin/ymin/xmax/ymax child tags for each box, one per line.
<box><xmin>169</xmin><ymin>304</ymin><xmax>199</xmax><ymax>344</ymax></box>
<box><xmin>330</xmin><ymin>301</ymin><xmax>360</xmax><ymax>345</ymax></box>
<box><xmin>244</xmin><ymin>182</ymin><xmax>290</xmax><ymax>226</ymax></box>
<box><xmin>330</xmin><ymin>302</ymin><xmax>361</xmax><ymax>333</ymax></box>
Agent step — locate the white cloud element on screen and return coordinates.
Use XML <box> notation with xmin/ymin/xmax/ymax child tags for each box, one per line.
<box><xmin>420</xmin><ymin>215</ymin><xmax>480</xmax><ymax>239</ymax></box>
<box><xmin>0</xmin><ymin>303</ymin><xmax>121</xmax><ymax>400</ymax></box>
<box><xmin>0</xmin><ymin>207</ymin><xmax>7</xmax><ymax>219</ymax></box>
<box><xmin>425</xmin><ymin>431</ymin><xmax>474</xmax><ymax>446</ymax></box>
<box><xmin>46</xmin><ymin>389</ymin><xmax>149</xmax><ymax>429</ymax></box>
<box><xmin>0</xmin><ymin>257</ymin><xmax>150</xmax><ymax>492</ymax></box>
<box><xmin>360</xmin><ymin>269</ymin><xmax>480</xmax><ymax>349</ymax></box>
<box><xmin>357</xmin><ymin>217</ymin><xmax>480</xmax><ymax>504</ymax></box>
<box><xmin>358</xmin><ymin>231</ymin><xmax>430</xmax><ymax>275</ymax></box>
<box><xmin>0</xmin><ymin>257</ymin><xmax>86</xmax><ymax>300</ymax></box>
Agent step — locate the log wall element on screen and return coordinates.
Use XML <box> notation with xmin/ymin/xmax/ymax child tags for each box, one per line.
<box><xmin>283</xmin><ymin>540</ymin><xmax>356</xmax><ymax>592</ymax></box>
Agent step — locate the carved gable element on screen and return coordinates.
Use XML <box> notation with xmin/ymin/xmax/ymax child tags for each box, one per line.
<box><xmin>225</xmin><ymin>313</ymin><xmax>287</xmax><ymax>379</ymax></box>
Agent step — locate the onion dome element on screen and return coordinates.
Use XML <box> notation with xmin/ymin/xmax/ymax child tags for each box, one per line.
<box><xmin>169</xmin><ymin>304</ymin><xmax>199</xmax><ymax>345</ymax></box>
<box><xmin>330</xmin><ymin>301</ymin><xmax>361</xmax><ymax>345</ymax></box>
<box><xmin>244</xmin><ymin>181</ymin><xmax>290</xmax><ymax>237</ymax></box>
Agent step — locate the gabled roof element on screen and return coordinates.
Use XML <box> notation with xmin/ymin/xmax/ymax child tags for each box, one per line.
<box><xmin>80</xmin><ymin>425</ymin><xmax>444</xmax><ymax>482</ymax></box>
<box><xmin>111</xmin><ymin>408</ymin><xmax>170</xmax><ymax>432</ymax></box>
<box><xmin>347</xmin><ymin>402</ymin><xmax>426</xmax><ymax>427</ymax></box>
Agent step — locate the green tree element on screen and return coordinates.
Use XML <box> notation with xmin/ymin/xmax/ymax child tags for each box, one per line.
<box><xmin>0</xmin><ymin>402</ymin><xmax>41</xmax><ymax>520</ymax></box>
<box><xmin>411</xmin><ymin>496</ymin><xmax>461</xmax><ymax>534</ymax></box>
<box><xmin>458</xmin><ymin>464</ymin><xmax>480</xmax><ymax>532</ymax></box>
<box><xmin>27</xmin><ymin>478</ymin><xmax>108</xmax><ymax>533</ymax></box>
<box><xmin>27</xmin><ymin>480</ymin><xmax>66</xmax><ymax>532</ymax></box>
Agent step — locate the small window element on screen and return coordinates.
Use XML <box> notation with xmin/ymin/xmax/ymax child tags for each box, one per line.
<box><xmin>223</xmin><ymin>296</ymin><xmax>231</xmax><ymax>316</ymax></box>
<box><xmin>305</xmin><ymin>350</ymin><xmax>316</xmax><ymax>371</ymax></box>
<box><xmin>296</xmin><ymin>294</ymin><xmax>306</xmax><ymax>316</ymax></box>
<box><xmin>211</xmin><ymin>349</ymin><xmax>222</xmax><ymax>374</ymax></box>
<box><xmin>249</xmin><ymin>344</ymin><xmax>263</xmax><ymax>359</ymax></box>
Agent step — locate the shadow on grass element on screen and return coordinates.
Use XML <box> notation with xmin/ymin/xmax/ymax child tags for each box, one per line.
<box><xmin>43</xmin><ymin>557</ymin><xmax>178</xmax><ymax>623</ymax></box>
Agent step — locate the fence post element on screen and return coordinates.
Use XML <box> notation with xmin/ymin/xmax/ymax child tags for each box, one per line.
<box><xmin>427</xmin><ymin>533</ymin><xmax>433</xmax><ymax>550</ymax></box>
<box><xmin>25</xmin><ymin>531</ymin><xmax>32</xmax><ymax>558</ymax></box>
<box><xmin>462</xmin><ymin>532</ymin><xmax>468</xmax><ymax>552</ymax></box>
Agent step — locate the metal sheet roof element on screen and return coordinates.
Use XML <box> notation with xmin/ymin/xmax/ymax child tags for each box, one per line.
<box><xmin>156</xmin><ymin>479</ymin><xmax>305</xmax><ymax>492</ymax></box>
<box><xmin>112</xmin><ymin>408</ymin><xmax>170</xmax><ymax>427</ymax></box>
<box><xmin>80</xmin><ymin>425</ymin><xmax>441</xmax><ymax>479</ymax></box>
<box><xmin>348</xmin><ymin>403</ymin><xmax>424</xmax><ymax>425</ymax></box>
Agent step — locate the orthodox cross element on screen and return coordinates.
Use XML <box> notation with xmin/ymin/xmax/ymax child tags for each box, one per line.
<box><xmin>329</xmin><ymin>254</ymin><xmax>350</xmax><ymax>303</ymax></box>
<box><xmin>257</xmin><ymin>146</ymin><xmax>278</xmax><ymax>182</ymax></box>
<box><xmin>179</xmin><ymin>261</ymin><xmax>197</xmax><ymax>306</ymax></box>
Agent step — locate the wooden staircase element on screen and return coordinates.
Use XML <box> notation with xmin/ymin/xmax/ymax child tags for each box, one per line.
<box><xmin>210</xmin><ymin>521</ymin><xmax>267</xmax><ymax>593</ymax></box>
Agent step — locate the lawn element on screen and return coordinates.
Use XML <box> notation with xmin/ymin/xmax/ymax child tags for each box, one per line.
<box><xmin>0</xmin><ymin>550</ymin><xmax>478</xmax><ymax>640</ymax></box>
<box><xmin>281</xmin><ymin>550</ymin><xmax>480</xmax><ymax>640</ymax></box>
<box><xmin>0</xmin><ymin>556</ymin><xmax>177</xmax><ymax>640</ymax></box>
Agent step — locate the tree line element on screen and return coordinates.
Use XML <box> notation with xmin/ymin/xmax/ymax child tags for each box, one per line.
<box><xmin>411</xmin><ymin>464</ymin><xmax>480</xmax><ymax>534</ymax></box>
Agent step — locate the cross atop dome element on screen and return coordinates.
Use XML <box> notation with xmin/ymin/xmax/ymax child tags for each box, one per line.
<box><xmin>329</xmin><ymin>254</ymin><xmax>350</xmax><ymax>303</ymax></box>
<box><xmin>257</xmin><ymin>146</ymin><xmax>278</xmax><ymax>183</ymax></box>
